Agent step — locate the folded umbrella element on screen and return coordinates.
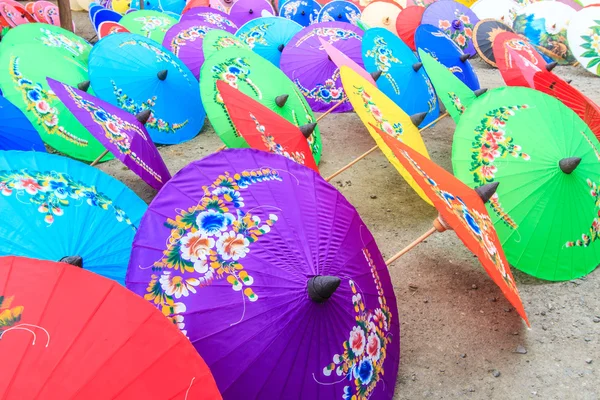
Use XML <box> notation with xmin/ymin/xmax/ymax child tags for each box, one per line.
<box><xmin>0</xmin><ymin>96</ymin><xmax>46</xmax><ymax>152</ymax></box>
<box><xmin>218</xmin><ymin>80</ymin><xmax>319</xmax><ymax>171</ymax></box>
<box><xmin>279</xmin><ymin>0</ymin><xmax>321</xmax><ymax>27</ymax></box>
<box><xmin>119</xmin><ymin>10</ymin><xmax>177</xmax><ymax>43</ymax></box>
<box><xmin>0</xmin><ymin>256</ymin><xmax>221</xmax><ymax>399</ymax></box>
<box><xmin>395</xmin><ymin>5</ymin><xmax>424</xmax><ymax>51</ymax></box>
<box><xmin>126</xmin><ymin>148</ymin><xmax>400</xmax><ymax>399</ymax></box>
<box><xmin>179</xmin><ymin>7</ymin><xmax>238</xmax><ymax>32</ymax></box>
<box><xmin>567</xmin><ymin>5</ymin><xmax>600</xmax><ymax>76</ymax></box>
<box><xmin>317</xmin><ymin>0</ymin><xmax>361</xmax><ymax>24</ymax></box>
<box><xmin>421</xmin><ymin>0</ymin><xmax>479</xmax><ymax>56</ymax></box>
<box><xmin>473</xmin><ymin>19</ymin><xmax>514</xmax><ymax>67</ymax></box>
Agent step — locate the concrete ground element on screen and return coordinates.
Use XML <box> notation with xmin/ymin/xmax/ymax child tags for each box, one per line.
<box><xmin>71</xmin><ymin>10</ymin><xmax>600</xmax><ymax>400</ymax></box>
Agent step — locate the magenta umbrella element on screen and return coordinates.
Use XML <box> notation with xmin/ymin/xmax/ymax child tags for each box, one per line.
<box><xmin>280</xmin><ymin>21</ymin><xmax>364</xmax><ymax>112</ymax></box>
<box><xmin>179</xmin><ymin>7</ymin><xmax>238</xmax><ymax>32</ymax></box>
<box><xmin>126</xmin><ymin>148</ymin><xmax>400</xmax><ymax>399</ymax></box>
<box><xmin>228</xmin><ymin>0</ymin><xmax>274</xmax><ymax>27</ymax></box>
<box><xmin>47</xmin><ymin>78</ymin><xmax>171</xmax><ymax>191</ymax></box>
<box><xmin>162</xmin><ymin>20</ymin><xmax>223</xmax><ymax>79</ymax></box>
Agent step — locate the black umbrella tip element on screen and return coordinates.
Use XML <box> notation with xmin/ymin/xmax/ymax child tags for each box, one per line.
<box><xmin>412</xmin><ymin>62</ymin><xmax>423</xmax><ymax>72</ymax></box>
<box><xmin>308</xmin><ymin>275</ymin><xmax>341</xmax><ymax>303</ymax></box>
<box><xmin>459</xmin><ymin>53</ymin><xmax>471</xmax><ymax>62</ymax></box>
<box><xmin>301</xmin><ymin>10</ymin><xmax>305</xmax><ymax>15</ymax></box>
<box><xmin>370</xmin><ymin>69</ymin><xmax>383</xmax><ymax>81</ymax></box>
<box><xmin>136</xmin><ymin>109</ymin><xmax>152</xmax><ymax>125</ymax></box>
<box><xmin>566</xmin><ymin>79</ymin><xmax>573</xmax><ymax>85</ymax></box>
<box><xmin>277</xmin><ymin>43</ymin><xmax>284</xmax><ymax>52</ymax></box>
<box><xmin>157</xmin><ymin>69</ymin><xmax>168</xmax><ymax>80</ymax></box>
<box><xmin>559</xmin><ymin>157</ymin><xmax>581</xmax><ymax>174</ymax></box>
<box><xmin>299</xmin><ymin>122</ymin><xmax>317</xmax><ymax>138</ymax></box>
<box><xmin>546</xmin><ymin>61</ymin><xmax>558</xmax><ymax>72</ymax></box>
<box><xmin>59</xmin><ymin>255</ymin><xmax>83</xmax><ymax>268</ymax></box>
<box><xmin>249</xmin><ymin>8</ymin><xmax>253</xmax><ymax>13</ymax></box>
<box><xmin>275</xmin><ymin>94</ymin><xmax>289</xmax><ymax>108</ymax></box>
<box><xmin>410</xmin><ymin>112</ymin><xmax>427</xmax><ymax>127</ymax></box>
<box><xmin>77</xmin><ymin>80</ymin><xmax>91</xmax><ymax>92</ymax></box>
<box><xmin>474</xmin><ymin>88</ymin><xmax>488</xmax><ymax>97</ymax></box>
<box><xmin>475</xmin><ymin>182</ymin><xmax>499</xmax><ymax>204</ymax></box>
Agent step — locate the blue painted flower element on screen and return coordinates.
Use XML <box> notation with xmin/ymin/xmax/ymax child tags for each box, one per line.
<box><xmin>50</xmin><ymin>179</ymin><xmax>74</xmax><ymax>199</ymax></box>
<box><xmin>195</xmin><ymin>209</ymin><xmax>234</xmax><ymax>235</ymax></box>
<box><xmin>342</xmin><ymin>386</ymin><xmax>353</xmax><ymax>400</ymax></box>
<box><xmin>354</xmin><ymin>358</ymin><xmax>374</xmax><ymax>385</ymax></box>
<box><xmin>94</xmin><ymin>109</ymin><xmax>110</xmax><ymax>122</ymax></box>
<box><xmin>228</xmin><ymin>66</ymin><xmax>242</xmax><ymax>75</ymax></box>
<box><xmin>213</xmin><ymin>187</ymin><xmax>244</xmax><ymax>208</ymax></box>
<box><xmin>84</xmin><ymin>191</ymin><xmax>100</xmax><ymax>206</ymax></box>
<box><xmin>27</xmin><ymin>88</ymin><xmax>43</xmax><ymax>102</ymax></box>
<box><xmin>442</xmin><ymin>191</ymin><xmax>456</xmax><ymax>204</ymax></box>
<box><xmin>463</xmin><ymin>209</ymin><xmax>482</xmax><ymax>236</ymax></box>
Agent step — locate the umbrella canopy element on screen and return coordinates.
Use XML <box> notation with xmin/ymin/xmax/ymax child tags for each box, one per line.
<box><xmin>235</xmin><ymin>16</ymin><xmax>302</xmax><ymax>67</ymax></box>
<box><xmin>415</xmin><ymin>24</ymin><xmax>480</xmax><ymax>91</ymax></box>
<box><xmin>1</xmin><ymin>23</ymin><xmax>92</xmax><ymax>67</ymax></box>
<box><xmin>280</xmin><ymin>21</ymin><xmax>364</xmax><ymax>113</ymax></box>
<box><xmin>0</xmin><ymin>256</ymin><xmax>222</xmax><ymax>399</ymax></box>
<box><xmin>340</xmin><ymin>65</ymin><xmax>433</xmax><ymax>205</ymax></box>
<box><xmin>126</xmin><ymin>148</ymin><xmax>400</xmax><ymax>400</ymax></box>
<box><xmin>217</xmin><ymin>80</ymin><xmax>319</xmax><ymax>172</ymax></box>
<box><xmin>320</xmin><ymin>36</ymin><xmax>375</xmax><ymax>84</ymax></box>
<box><xmin>202</xmin><ymin>29</ymin><xmax>250</xmax><ymax>61</ymax></box>
<box><xmin>395</xmin><ymin>5</ymin><xmax>424</xmax><ymax>51</ymax></box>
<box><xmin>473</xmin><ymin>19</ymin><xmax>514</xmax><ymax>67</ymax></box>
<box><xmin>112</xmin><ymin>0</ymin><xmax>130</xmax><ymax>13</ymax></box>
<box><xmin>470</xmin><ymin>0</ymin><xmax>522</xmax><ymax>27</ymax></box>
<box><xmin>98</xmin><ymin>20</ymin><xmax>131</xmax><ymax>38</ymax></box>
<box><xmin>362</xmin><ymin>27</ymin><xmax>439</xmax><ymax>128</ymax></box>
<box><xmin>372</xmin><ymin>128</ymin><xmax>529</xmax><ymax>325</ymax></box>
<box><xmin>567</xmin><ymin>6</ymin><xmax>600</xmax><ymax>76</ymax></box>
<box><xmin>279</xmin><ymin>0</ymin><xmax>321</xmax><ymax>27</ymax></box>
<box><xmin>93</xmin><ymin>8</ymin><xmax>123</xmax><ymax>32</ymax></box>
<box><xmin>119</xmin><ymin>10</ymin><xmax>177</xmax><ymax>43</ymax></box>
<box><xmin>419</xmin><ymin>50</ymin><xmax>478</xmax><ymax>124</ymax></box>
<box><xmin>89</xmin><ymin>33</ymin><xmax>205</xmax><ymax>145</ymax></box>
<box><xmin>317</xmin><ymin>0</ymin><xmax>361</xmax><ymax>24</ymax></box>
<box><xmin>200</xmin><ymin>47</ymin><xmax>322</xmax><ymax>162</ymax></box>
<box><xmin>360</xmin><ymin>0</ymin><xmax>402</xmax><ymax>34</ymax></box>
<box><xmin>533</xmin><ymin>71</ymin><xmax>600</xmax><ymax>140</ymax></box>
<box><xmin>0</xmin><ymin>44</ymin><xmax>109</xmax><ymax>162</ymax></box>
<box><xmin>512</xmin><ymin>1</ymin><xmax>576</xmax><ymax>64</ymax></box>
<box><xmin>493</xmin><ymin>31</ymin><xmax>547</xmax><ymax>87</ymax></box>
<box><xmin>48</xmin><ymin>78</ymin><xmax>171</xmax><ymax>190</ymax></box>
<box><xmin>0</xmin><ymin>96</ymin><xmax>46</xmax><ymax>152</ymax></box>
<box><xmin>162</xmin><ymin>20</ymin><xmax>222</xmax><ymax>79</ymax></box>
<box><xmin>421</xmin><ymin>0</ymin><xmax>479</xmax><ymax>56</ymax></box>
<box><xmin>179</xmin><ymin>7</ymin><xmax>238</xmax><ymax>32</ymax></box>
<box><xmin>452</xmin><ymin>86</ymin><xmax>600</xmax><ymax>281</ymax></box>
<box><xmin>89</xmin><ymin>4</ymin><xmax>103</xmax><ymax>22</ymax></box>
<box><xmin>228</xmin><ymin>0</ymin><xmax>274</xmax><ymax>26</ymax></box>
<box><xmin>0</xmin><ymin>151</ymin><xmax>147</xmax><ymax>284</ymax></box>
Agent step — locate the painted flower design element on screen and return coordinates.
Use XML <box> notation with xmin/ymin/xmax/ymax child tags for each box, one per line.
<box><xmin>349</xmin><ymin>325</ymin><xmax>366</xmax><ymax>356</ymax></box>
<box><xmin>566</xmin><ymin>178</ymin><xmax>600</xmax><ymax>248</ymax></box>
<box><xmin>437</xmin><ymin>12</ymin><xmax>474</xmax><ymax>52</ymax></box>
<box><xmin>39</xmin><ymin>27</ymin><xmax>87</xmax><ymax>57</ymax></box>
<box><xmin>160</xmin><ymin>271</ymin><xmax>201</xmax><ymax>298</ymax></box>
<box><xmin>196</xmin><ymin>209</ymin><xmax>235</xmax><ymax>235</ymax></box>
<box><xmin>579</xmin><ymin>19</ymin><xmax>600</xmax><ymax>73</ymax></box>
<box><xmin>0</xmin><ymin>295</ymin><xmax>23</xmax><ymax>334</ymax></box>
<box><xmin>169</xmin><ymin>26</ymin><xmax>211</xmax><ymax>56</ymax></box>
<box><xmin>364</xmin><ymin>36</ymin><xmax>401</xmax><ymax>94</ymax></box>
<box><xmin>237</xmin><ymin>23</ymin><xmax>272</xmax><ymax>49</ymax></box>
<box><xmin>354</xmin><ymin>85</ymin><xmax>404</xmax><ymax>141</ymax></box>
<box><xmin>295</xmin><ymin>74</ymin><xmax>345</xmax><ymax>105</ymax></box>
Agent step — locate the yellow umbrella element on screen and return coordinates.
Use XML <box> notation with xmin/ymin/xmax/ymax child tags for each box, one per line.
<box><xmin>340</xmin><ymin>65</ymin><xmax>433</xmax><ymax>205</ymax></box>
<box><xmin>112</xmin><ymin>0</ymin><xmax>131</xmax><ymax>14</ymax></box>
<box><xmin>456</xmin><ymin>0</ymin><xmax>477</xmax><ymax>6</ymax></box>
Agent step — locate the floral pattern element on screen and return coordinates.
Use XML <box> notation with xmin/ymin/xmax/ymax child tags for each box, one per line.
<box><xmin>470</xmin><ymin>105</ymin><xmax>530</xmax><ymax>228</ymax></box>
<box><xmin>213</xmin><ymin>36</ymin><xmax>246</xmax><ymax>52</ymax></box>
<box><xmin>354</xmin><ymin>84</ymin><xmax>403</xmax><ymax>139</ymax></box>
<box><xmin>169</xmin><ymin>26</ymin><xmax>212</xmax><ymax>56</ymax></box>
<box><xmin>319</xmin><ymin>6</ymin><xmax>360</xmax><ymax>25</ymax></box>
<box><xmin>132</xmin><ymin>16</ymin><xmax>173</xmax><ymax>38</ymax></box>
<box><xmin>9</xmin><ymin>56</ymin><xmax>88</xmax><ymax>146</ymax></box>
<box><xmin>504</xmin><ymin>37</ymin><xmax>542</xmax><ymax>65</ymax></box>
<box><xmin>112</xmin><ymin>81</ymin><xmax>188</xmax><ymax>135</ymax></box>
<box><xmin>250</xmin><ymin>112</ymin><xmax>306</xmax><ymax>165</ymax></box>
<box><xmin>566</xmin><ymin>178</ymin><xmax>600</xmax><ymax>248</ymax></box>
<box><xmin>579</xmin><ymin>20</ymin><xmax>600</xmax><ymax>73</ymax></box>
<box><xmin>448</xmin><ymin>92</ymin><xmax>466</xmax><ymax>115</ymax></box>
<box><xmin>438</xmin><ymin>12</ymin><xmax>474</xmax><ymax>52</ymax></box>
<box><xmin>39</xmin><ymin>27</ymin><xmax>87</xmax><ymax>57</ymax></box>
<box><xmin>295</xmin><ymin>72</ymin><xmax>344</xmax><ymax>105</ymax></box>
<box><xmin>143</xmin><ymin>169</ymin><xmax>281</xmax><ymax>334</ymax></box>
<box><xmin>295</xmin><ymin>27</ymin><xmax>361</xmax><ymax>47</ymax></box>
<box><xmin>0</xmin><ymin>295</ymin><xmax>23</xmax><ymax>335</ymax></box>
<box><xmin>364</xmin><ymin>36</ymin><xmax>401</xmax><ymax>95</ymax></box>
<box><xmin>402</xmin><ymin>149</ymin><xmax>518</xmax><ymax>293</ymax></box>
<box><xmin>0</xmin><ymin>169</ymin><xmax>136</xmax><ymax>228</ymax></box>
<box><xmin>64</xmin><ymin>85</ymin><xmax>164</xmax><ymax>184</ymax></box>
<box><xmin>320</xmin><ymin>248</ymin><xmax>392</xmax><ymax>400</ymax></box>
<box><xmin>282</xmin><ymin>1</ymin><xmax>318</xmax><ymax>24</ymax></box>
<box><xmin>237</xmin><ymin>23</ymin><xmax>272</xmax><ymax>49</ymax></box>
<box><xmin>195</xmin><ymin>12</ymin><xmax>236</xmax><ymax>30</ymax></box>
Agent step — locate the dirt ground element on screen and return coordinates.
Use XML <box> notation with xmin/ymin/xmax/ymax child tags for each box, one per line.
<box><xmin>72</xmin><ymin>10</ymin><xmax>600</xmax><ymax>400</ymax></box>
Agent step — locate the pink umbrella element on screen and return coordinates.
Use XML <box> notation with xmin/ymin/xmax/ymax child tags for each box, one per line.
<box><xmin>318</xmin><ymin>36</ymin><xmax>377</xmax><ymax>85</ymax></box>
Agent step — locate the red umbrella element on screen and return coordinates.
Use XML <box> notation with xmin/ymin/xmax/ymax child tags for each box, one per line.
<box><xmin>0</xmin><ymin>256</ymin><xmax>221</xmax><ymax>400</ymax></box>
<box><xmin>493</xmin><ymin>31</ymin><xmax>549</xmax><ymax>87</ymax></box>
<box><xmin>534</xmin><ymin>71</ymin><xmax>600</xmax><ymax>140</ymax></box>
<box><xmin>217</xmin><ymin>80</ymin><xmax>319</xmax><ymax>172</ymax></box>
<box><xmin>395</xmin><ymin>5</ymin><xmax>424</xmax><ymax>51</ymax></box>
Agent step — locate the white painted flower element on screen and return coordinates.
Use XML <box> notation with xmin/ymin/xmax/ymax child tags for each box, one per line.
<box><xmin>216</xmin><ymin>231</ymin><xmax>250</xmax><ymax>261</ymax></box>
<box><xmin>160</xmin><ymin>271</ymin><xmax>200</xmax><ymax>298</ymax></box>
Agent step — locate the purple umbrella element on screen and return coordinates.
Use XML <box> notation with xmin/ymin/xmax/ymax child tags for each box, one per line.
<box><xmin>47</xmin><ymin>78</ymin><xmax>171</xmax><ymax>191</ymax></box>
<box><xmin>126</xmin><ymin>148</ymin><xmax>400</xmax><ymax>400</ymax></box>
<box><xmin>179</xmin><ymin>7</ymin><xmax>238</xmax><ymax>32</ymax></box>
<box><xmin>162</xmin><ymin>20</ymin><xmax>224</xmax><ymax>79</ymax></box>
<box><xmin>228</xmin><ymin>0</ymin><xmax>274</xmax><ymax>27</ymax></box>
<box><xmin>421</xmin><ymin>0</ymin><xmax>479</xmax><ymax>56</ymax></box>
<box><xmin>280</xmin><ymin>21</ymin><xmax>364</xmax><ymax>113</ymax></box>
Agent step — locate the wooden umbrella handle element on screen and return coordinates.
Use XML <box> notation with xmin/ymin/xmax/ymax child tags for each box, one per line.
<box><xmin>385</xmin><ymin>217</ymin><xmax>449</xmax><ymax>266</ymax></box>
<box><xmin>316</xmin><ymin>98</ymin><xmax>347</xmax><ymax>122</ymax></box>
<box><xmin>90</xmin><ymin>149</ymin><xmax>109</xmax><ymax>167</ymax></box>
<box><xmin>325</xmin><ymin>145</ymin><xmax>377</xmax><ymax>182</ymax></box>
<box><xmin>418</xmin><ymin>112</ymin><xmax>449</xmax><ymax>131</ymax></box>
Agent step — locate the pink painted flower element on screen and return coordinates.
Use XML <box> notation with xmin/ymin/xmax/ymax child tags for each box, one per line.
<box><xmin>35</xmin><ymin>100</ymin><xmax>51</xmax><ymax>114</ymax></box>
<box><xmin>381</xmin><ymin>121</ymin><xmax>395</xmax><ymax>137</ymax></box>
<box><xmin>366</xmin><ymin>332</ymin><xmax>381</xmax><ymax>361</ymax></box>
<box><xmin>455</xmin><ymin>34</ymin><xmax>466</xmax><ymax>47</ymax></box>
<box><xmin>45</xmin><ymin>114</ymin><xmax>58</xmax><ymax>128</ymax></box>
<box><xmin>480</xmin><ymin>165</ymin><xmax>497</xmax><ymax>180</ymax></box>
<box><xmin>481</xmin><ymin>143</ymin><xmax>500</xmax><ymax>162</ymax></box>
<box><xmin>459</xmin><ymin>14</ymin><xmax>470</xmax><ymax>24</ymax></box>
<box><xmin>439</xmin><ymin>20</ymin><xmax>451</xmax><ymax>30</ymax></box>
<box><xmin>106</xmin><ymin>120</ymin><xmax>121</xmax><ymax>135</ymax></box>
<box><xmin>17</xmin><ymin>178</ymin><xmax>43</xmax><ymax>195</ymax></box>
<box><xmin>373</xmin><ymin>308</ymin><xmax>386</xmax><ymax>329</ymax></box>
<box><xmin>464</xmin><ymin>27</ymin><xmax>473</xmax><ymax>38</ymax></box>
<box><xmin>369</xmin><ymin>105</ymin><xmax>383</xmax><ymax>122</ymax></box>
<box><xmin>216</xmin><ymin>231</ymin><xmax>250</xmax><ymax>261</ymax></box>
<box><xmin>0</xmin><ymin>182</ymin><xmax>12</xmax><ymax>196</ymax></box>
<box><xmin>349</xmin><ymin>326</ymin><xmax>366</xmax><ymax>356</ymax></box>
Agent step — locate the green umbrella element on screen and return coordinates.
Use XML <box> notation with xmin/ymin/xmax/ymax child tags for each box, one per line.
<box><xmin>200</xmin><ymin>47</ymin><xmax>323</xmax><ymax>164</ymax></box>
<box><xmin>202</xmin><ymin>29</ymin><xmax>249</xmax><ymax>63</ymax></box>
<box><xmin>1</xmin><ymin>23</ymin><xmax>91</xmax><ymax>66</ymax></box>
<box><xmin>452</xmin><ymin>86</ymin><xmax>600</xmax><ymax>281</ymax></box>
<box><xmin>0</xmin><ymin>44</ymin><xmax>111</xmax><ymax>162</ymax></box>
<box><xmin>119</xmin><ymin>10</ymin><xmax>177</xmax><ymax>44</ymax></box>
<box><xmin>419</xmin><ymin>50</ymin><xmax>481</xmax><ymax>124</ymax></box>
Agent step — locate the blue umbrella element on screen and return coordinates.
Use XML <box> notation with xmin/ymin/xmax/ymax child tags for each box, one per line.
<box><xmin>235</xmin><ymin>16</ymin><xmax>302</xmax><ymax>67</ymax></box>
<box><xmin>0</xmin><ymin>96</ymin><xmax>46</xmax><ymax>152</ymax></box>
<box><xmin>157</xmin><ymin>0</ymin><xmax>185</xmax><ymax>14</ymax></box>
<box><xmin>414</xmin><ymin>24</ymin><xmax>480</xmax><ymax>91</ymax></box>
<box><xmin>0</xmin><ymin>150</ymin><xmax>147</xmax><ymax>284</ymax></box>
<box><xmin>362</xmin><ymin>27</ymin><xmax>439</xmax><ymax>128</ymax></box>
<box><xmin>93</xmin><ymin>9</ymin><xmax>123</xmax><ymax>33</ymax></box>
<box><xmin>317</xmin><ymin>0</ymin><xmax>360</xmax><ymax>25</ymax></box>
<box><xmin>89</xmin><ymin>4</ymin><xmax>104</xmax><ymax>26</ymax></box>
<box><xmin>88</xmin><ymin>33</ymin><xmax>205</xmax><ymax>145</ymax></box>
<box><xmin>279</xmin><ymin>0</ymin><xmax>321</xmax><ymax>27</ymax></box>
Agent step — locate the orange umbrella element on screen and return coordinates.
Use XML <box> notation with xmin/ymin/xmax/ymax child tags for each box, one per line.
<box><xmin>373</xmin><ymin>125</ymin><xmax>529</xmax><ymax>326</ymax></box>
<box><xmin>217</xmin><ymin>80</ymin><xmax>319</xmax><ymax>172</ymax></box>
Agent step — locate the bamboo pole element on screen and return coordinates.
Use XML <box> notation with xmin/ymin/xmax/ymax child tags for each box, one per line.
<box><xmin>572</xmin><ymin>61</ymin><xmax>580</xmax><ymax>68</ymax></box>
<box><xmin>57</xmin><ymin>0</ymin><xmax>74</xmax><ymax>33</ymax></box>
<box><xmin>316</xmin><ymin>98</ymin><xmax>347</xmax><ymax>122</ymax></box>
<box><xmin>385</xmin><ymin>227</ymin><xmax>437</xmax><ymax>266</ymax></box>
<box><xmin>90</xmin><ymin>150</ymin><xmax>109</xmax><ymax>166</ymax></box>
<box><xmin>216</xmin><ymin>145</ymin><xmax>226</xmax><ymax>151</ymax></box>
<box><xmin>418</xmin><ymin>112</ymin><xmax>448</xmax><ymax>131</ymax></box>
